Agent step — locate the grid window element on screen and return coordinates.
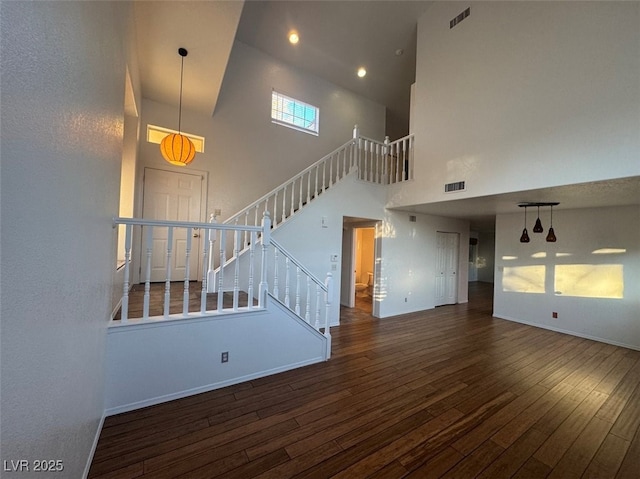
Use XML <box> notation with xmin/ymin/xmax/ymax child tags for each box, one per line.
<box><xmin>271</xmin><ymin>91</ymin><xmax>319</xmax><ymax>135</ymax></box>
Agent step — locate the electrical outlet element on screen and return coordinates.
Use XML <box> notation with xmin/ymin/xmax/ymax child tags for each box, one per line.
<box><xmin>552</xmin><ymin>312</ymin><xmax>558</xmax><ymax>319</ymax></box>
<box><xmin>221</xmin><ymin>351</ymin><xmax>229</xmax><ymax>363</ymax></box>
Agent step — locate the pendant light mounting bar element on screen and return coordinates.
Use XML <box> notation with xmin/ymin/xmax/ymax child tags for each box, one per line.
<box><xmin>518</xmin><ymin>202</ymin><xmax>559</xmax><ymax>208</ymax></box>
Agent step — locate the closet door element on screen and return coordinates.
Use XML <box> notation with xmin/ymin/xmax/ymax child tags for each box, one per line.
<box><xmin>435</xmin><ymin>232</ymin><xmax>459</xmax><ymax>306</ymax></box>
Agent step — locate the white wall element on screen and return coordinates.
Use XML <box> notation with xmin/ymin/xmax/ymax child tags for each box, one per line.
<box><xmin>389</xmin><ymin>1</ymin><xmax>640</xmax><ymax>209</ymax></box>
<box><xmin>494</xmin><ymin>205</ymin><xmax>640</xmax><ymax>350</ymax></box>
<box><xmin>104</xmin><ymin>297</ymin><xmax>327</xmax><ymax>414</ymax></box>
<box><xmin>0</xmin><ymin>2</ymin><xmax>133</xmax><ymax>477</ymax></box>
<box><xmin>269</xmin><ymin>174</ymin><xmax>470</xmax><ymax>322</ymax></box>
<box><xmin>138</xmin><ymin>40</ymin><xmax>386</xmax><ymax>226</ymax></box>
<box><xmin>274</xmin><ymin>174</ymin><xmax>388</xmax><ymax>324</ymax></box>
<box><xmin>377</xmin><ymin>211</ymin><xmax>470</xmax><ymax>317</ymax></box>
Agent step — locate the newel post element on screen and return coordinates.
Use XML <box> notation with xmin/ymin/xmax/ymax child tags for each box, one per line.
<box><xmin>324</xmin><ymin>272</ymin><xmax>333</xmax><ymax>359</ymax></box>
<box><xmin>352</xmin><ymin>124</ymin><xmax>360</xmax><ymax>173</ymax></box>
<box><xmin>259</xmin><ymin>211</ymin><xmax>271</xmax><ymax>308</ymax></box>
<box><xmin>383</xmin><ymin>136</ymin><xmax>390</xmax><ymax>184</ymax></box>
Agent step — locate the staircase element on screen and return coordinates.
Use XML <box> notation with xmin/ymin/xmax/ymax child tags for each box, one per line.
<box><xmin>106</xmin><ymin>127</ymin><xmax>413</xmax><ymax>414</ymax></box>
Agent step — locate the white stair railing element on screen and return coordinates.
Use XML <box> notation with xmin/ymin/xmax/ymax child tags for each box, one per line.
<box><xmin>357</xmin><ymin>132</ymin><xmax>414</xmax><ymax>185</ymax></box>
<box><xmin>222</xmin><ymin>126</ymin><xmax>414</xmax><ymax>235</ymax></box>
<box><xmin>112</xmin><ymin>214</ymin><xmax>333</xmax><ymax>348</ymax></box>
<box><xmin>212</xmin><ymin>127</ymin><xmax>414</xmax><ymax>287</ymax></box>
<box><xmin>113</xmin><ymin>215</ymin><xmax>266</xmax><ymax>322</ymax></box>
<box><xmin>224</xmin><ymin>137</ymin><xmax>356</xmax><ymax>236</ymax></box>
<box><xmin>270</xmin><ymin>238</ymin><xmax>333</xmax><ymax>339</ymax></box>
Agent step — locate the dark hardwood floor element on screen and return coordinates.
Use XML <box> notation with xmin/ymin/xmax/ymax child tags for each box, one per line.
<box><xmin>91</xmin><ymin>282</ymin><xmax>640</xmax><ymax>478</ymax></box>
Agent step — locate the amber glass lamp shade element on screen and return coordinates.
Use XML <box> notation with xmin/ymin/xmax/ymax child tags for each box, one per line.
<box><xmin>160</xmin><ymin>133</ymin><xmax>196</xmax><ymax>167</ymax></box>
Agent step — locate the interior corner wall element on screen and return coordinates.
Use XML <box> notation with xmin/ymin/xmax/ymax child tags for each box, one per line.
<box><xmin>494</xmin><ymin>205</ymin><xmax>640</xmax><ymax>350</ymax></box>
<box><xmin>392</xmin><ymin>1</ymin><xmax>640</xmax><ymax>209</ymax></box>
<box><xmin>272</xmin><ymin>174</ymin><xmax>388</xmax><ymax>326</ymax></box>
<box><xmin>264</xmin><ymin>174</ymin><xmax>469</xmax><ymax>323</ymax></box>
<box><xmin>138</xmin><ymin>40</ymin><xmax>386</xmax><ymax>225</ymax></box>
<box><xmin>377</xmin><ymin>211</ymin><xmax>470</xmax><ymax>318</ymax></box>
<box><xmin>0</xmin><ymin>1</ymin><xmax>130</xmax><ymax>477</ymax></box>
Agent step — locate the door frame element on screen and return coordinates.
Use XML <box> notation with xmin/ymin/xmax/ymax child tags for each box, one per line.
<box><xmin>341</xmin><ymin>218</ymin><xmax>381</xmax><ymax>315</ymax></box>
<box><xmin>137</xmin><ymin>166</ymin><xmax>209</xmax><ymax>283</ymax></box>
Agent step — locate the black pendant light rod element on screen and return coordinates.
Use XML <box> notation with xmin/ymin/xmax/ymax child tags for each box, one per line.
<box><xmin>518</xmin><ymin>202</ymin><xmax>559</xmax><ymax>208</ymax></box>
<box><xmin>177</xmin><ymin>47</ymin><xmax>188</xmax><ymax>133</ymax></box>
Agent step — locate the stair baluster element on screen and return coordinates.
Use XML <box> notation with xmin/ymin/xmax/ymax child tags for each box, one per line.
<box><xmin>163</xmin><ymin>227</ymin><xmax>173</xmax><ymax>318</ymax></box>
<box><xmin>284</xmin><ymin>257</ymin><xmax>290</xmax><ymax>308</ymax></box>
<box><xmin>218</xmin><ymin>231</ymin><xmax>226</xmax><ymax>312</ymax></box>
<box><xmin>182</xmin><ymin>228</ymin><xmax>192</xmax><ymax>316</ymax></box>
<box><xmin>121</xmin><ymin>224</ymin><xmax>132</xmax><ymax>323</ymax></box>
<box><xmin>143</xmin><ymin>226</ymin><xmax>153</xmax><ymax>320</ymax></box>
<box><xmin>200</xmin><ymin>228</ymin><xmax>210</xmax><ymax>314</ymax></box>
<box><xmin>233</xmin><ymin>228</ymin><xmax>240</xmax><ymax>311</ymax></box>
<box><xmin>273</xmin><ymin>248</ymin><xmax>279</xmax><ymax>299</ymax></box>
<box><xmin>248</xmin><ymin>231</ymin><xmax>255</xmax><ymax>310</ymax></box>
<box><xmin>295</xmin><ymin>267</ymin><xmax>301</xmax><ymax>315</ymax></box>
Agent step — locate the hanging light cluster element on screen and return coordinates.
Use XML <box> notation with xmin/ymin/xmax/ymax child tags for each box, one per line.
<box><xmin>160</xmin><ymin>47</ymin><xmax>196</xmax><ymax>167</ymax></box>
<box><xmin>518</xmin><ymin>202</ymin><xmax>559</xmax><ymax>243</ymax></box>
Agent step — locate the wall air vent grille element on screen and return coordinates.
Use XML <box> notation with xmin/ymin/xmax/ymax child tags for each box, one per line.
<box><xmin>409</xmin><ymin>215</ymin><xmax>417</xmax><ymax>223</ymax></box>
<box><xmin>450</xmin><ymin>7</ymin><xmax>471</xmax><ymax>29</ymax></box>
<box><xmin>445</xmin><ymin>181</ymin><xmax>466</xmax><ymax>193</ymax></box>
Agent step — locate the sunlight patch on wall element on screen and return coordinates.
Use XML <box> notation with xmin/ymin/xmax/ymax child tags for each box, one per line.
<box><xmin>503</xmin><ymin>265</ymin><xmax>545</xmax><ymax>293</ymax></box>
<box><xmin>592</xmin><ymin>248</ymin><xmax>626</xmax><ymax>255</ymax></box>
<box><xmin>502</xmin><ymin>255</ymin><xmax>518</xmax><ymax>261</ymax></box>
<box><xmin>555</xmin><ymin>264</ymin><xmax>624</xmax><ymax>299</ymax></box>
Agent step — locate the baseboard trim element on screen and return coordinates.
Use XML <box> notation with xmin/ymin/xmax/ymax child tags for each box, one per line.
<box><xmin>104</xmin><ymin>357</ymin><xmax>325</xmax><ymax>417</ymax></box>
<box><xmin>83</xmin><ymin>411</ymin><xmax>106</xmax><ymax>479</ymax></box>
<box><xmin>494</xmin><ymin>314</ymin><xmax>640</xmax><ymax>351</ymax></box>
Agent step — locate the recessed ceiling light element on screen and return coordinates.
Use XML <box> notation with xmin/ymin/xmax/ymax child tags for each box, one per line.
<box><xmin>395</xmin><ymin>49</ymin><xmax>404</xmax><ymax>56</ymax></box>
<box><xmin>288</xmin><ymin>31</ymin><xmax>299</xmax><ymax>44</ymax></box>
<box><xmin>357</xmin><ymin>67</ymin><xmax>367</xmax><ymax>78</ymax></box>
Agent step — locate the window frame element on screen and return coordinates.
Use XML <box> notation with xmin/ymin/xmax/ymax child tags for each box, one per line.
<box><xmin>146</xmin><ymin>124</ymin><xmax>205</xmax><ymax>153</ymax></box>
<box><xmin>271</xmin><ymin>90</ymin><xmax>319</xmax><ymax>136</ymax></box>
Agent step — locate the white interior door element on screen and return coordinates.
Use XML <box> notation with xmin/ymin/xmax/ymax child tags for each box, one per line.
<box><xmin>142</xmin><ymin>168</ymin><xmax>203</xmax><ymax>282</ymax></box>
<box><xmin>435</xmin><ymin>232</ymin><xmax>459</xmax><ymax>306</ymax></box>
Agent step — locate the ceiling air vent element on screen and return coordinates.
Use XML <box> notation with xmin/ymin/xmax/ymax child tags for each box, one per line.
<box><xmin>445</xmin><ymin>181</ymin><xmax>466</xmax><ymax>193</ymax></box>
<box><xmin>450</xmin><ymin>7</ymin><xmax>471</xmax><ymax>29</ymax></box>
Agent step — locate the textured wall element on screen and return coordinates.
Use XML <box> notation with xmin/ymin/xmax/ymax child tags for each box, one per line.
<box><xmin>137</xmin><ymin>41</ymin><xmax>386</xmax><ymax>226</ymax></box>
<box><xmin>391</xmin><ymin>1</ymin><xmax>640</xmax><ymax>209</ymax></box>
<box><xmin>0</xmin><ymin>2</ymin><xmax>130</xmax><ymax>476</ymax></box>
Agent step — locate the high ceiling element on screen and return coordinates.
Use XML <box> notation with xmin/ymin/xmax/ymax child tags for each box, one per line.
<box><xmin>134</xmin><ymin>1</ymin><xmax>639</xmax><ymax>232</ymax></box>
<box><xmin>235</xmin><ymin>1</ymin><xmax>433</xmax><ymax>139</ymax></box>
<box><xmin>135</xmin><ymin>1</ymin><xmax>432</xmax><ymax>138</ymax></box>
